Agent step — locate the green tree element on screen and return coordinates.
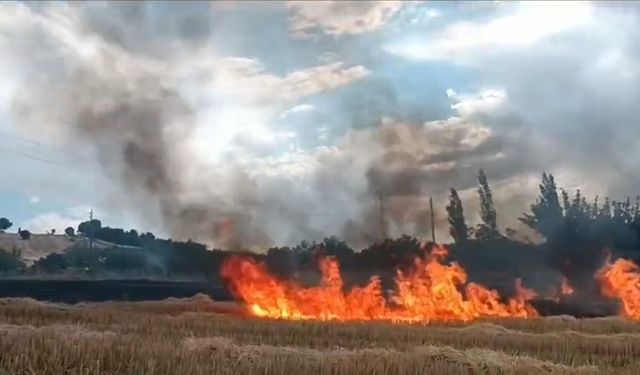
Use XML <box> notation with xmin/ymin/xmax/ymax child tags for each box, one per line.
<box><xmin>476</xmin><ymin>169</ymin><xmax>499</xmax><ymax>240</ymax></box>
<box><xmin>0</xmin><ymin>248</ymin><xmax>24</xmax><ymax>273</ymax></box>
<box><xmin>78</xmin><ymin>219</ymin><xmax>102</xmax><ymax>237</ymax></box>
<box><xmin>561</xmin><ymin>189</ymin><xmax>571</xmax><ymax>214</ymax></box>
<box><xmin>446</xmin><ymin>188</ymin><xmax>468</xmax><ymax>243</ymax></box>
<box><xmin>520</xmin><ymin>172</ymin><xmax>564</xmax><ymax>238</ymax></box>
<box><xmin>19</xmin><ymin>230</ymin><xmax>31</xmax><ymax>240</ymax></box>
<box><xmin>0</xmin><ymin>218</ymin><xmax>12</xmax><ymax>233</ymax></box>
<box><xmin>319</xmin><ymin>236</ymin><xmax>355</xmax><ymax>268</ymax></box>
<box><xmin>600</xmin><ymin>197</ymin><xmax>611</xmax><ymax>219</ymax></box>
<box><xmin>265</xmin><ymin>247</ymin><xmax>296</xmax><ymax>278</ymax></box>
<box><xmin>33</xmin><ymin>252</ymin><xmax>68</xmax><ymax>273</ymax></box>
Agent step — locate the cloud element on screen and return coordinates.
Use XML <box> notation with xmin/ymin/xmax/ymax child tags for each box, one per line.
<box><xmin>286</xmin><ymin>1</ymin><xmax>405</xmax><ymax>37</ymax></box>
<box><xmin>425</xmin><ymin>9</ymin><xmax>440</xmax><ymax>19</ymax></box>
<box><xmin>21</xmin><ymin>205</ymin><xmax>147</xmax><ymax>236</ymax></box>
<box><xmin>21</xmin><ymin>206</ymin><xmax>92</xmax><ymax>233</ymax></box>
<box><xmin>449</xmin><ymin>89</ymin><xmax>507</xmax><ymax>118</ymax></box>
<box><xmin>384</xmin><ymin>1</ymin><xmax>592</xmax><ymax>62</ymax></box>
<box><xmin>280</xmin><ymin>104</ymin><xmax>315</xmax><ymax>118</ymax></box>
<box><xmin>22</xmin><ymin>213</ymin><xmax>78</xmax><ymax>233</ymax></box>
<box><xmin>209</xmin><ymin>58</ymin><xmax>370</xmax><ymax>106</ymax></box>
<box><xmin>29</xmin><ymin>196</ymin><xmax>40</xmax><ymax>204</ymax></box>
<box><xmin>386</xmin><ymin>2</ymin><xmax>640</xmax><ymax>203</ymax></box>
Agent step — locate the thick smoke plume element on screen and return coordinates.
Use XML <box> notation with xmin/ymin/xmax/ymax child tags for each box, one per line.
<box><xmin>2</xmin><ymin>3</ymin><xmax>272</xmax><ymax>249</ymax></box>
<box><xmin>2</xmin><ymin>3</ymin><xmax>640</xmax><ymax>250</ymax></box>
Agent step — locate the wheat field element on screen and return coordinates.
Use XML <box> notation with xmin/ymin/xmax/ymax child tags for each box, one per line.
<box><xmin>0</xmin><ymin>295</ymin><xmax>638</xmax><ymax>374</ymax></box>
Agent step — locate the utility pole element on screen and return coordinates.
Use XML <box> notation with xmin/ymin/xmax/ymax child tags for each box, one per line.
<box><xmin>377</xmin><ymin>190</ymin><xmax>387</xmax><ymax>240</ymax></box>
<box><xmin>429</xmin><ymin>197</ymin><xmax>436</xmax><ymax>244</ymax></box>
<box><xmin>89</xmin><ymin>208</ymin><xmax>94</xmax><ymax>251</ymax></box>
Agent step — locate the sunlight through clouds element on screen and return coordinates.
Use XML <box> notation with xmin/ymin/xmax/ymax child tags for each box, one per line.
<box><xmin>384</xmin><ymin>1</ymin><xmax>593</xmax><ymax>61</ymax></box>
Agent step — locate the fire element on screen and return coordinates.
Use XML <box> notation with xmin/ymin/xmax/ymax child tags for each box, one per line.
<box><xmin>221</xmin><ymin>245</ymin><xmax>538</xmax><ymax>323</ymax></box>
<box><xmin>560</xmin><ymin>276</ymin><xmax>574</xmax><ymax>295</ymax></box>
<box><xmin>597</xmin><ymin>257</ymin><xmax>640</xmax><ymax>320</ymax></box>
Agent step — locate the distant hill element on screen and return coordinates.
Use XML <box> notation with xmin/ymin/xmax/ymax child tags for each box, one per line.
<box><xmin>0</xmin><ymin>233</ymin><xmax>75</xmax><ymax>264</ymax></box>
<box><xmin>0</xmin><ymin>233</ymin><xmax>140</xmax><ymax>265</ymax></box>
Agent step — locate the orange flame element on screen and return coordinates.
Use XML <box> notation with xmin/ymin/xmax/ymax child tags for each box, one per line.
<box><xmin>221</xmin><ymin>245</ymin><xmax>538</xmax><ymax>323</ymax></box>
<box><xmin>560</xmin><ymin>275</ymin><xmax>574</xmax><ymax>295</ymax></box>
<box><xmin>597</xmin><ymin>257</ymin><xmax>640</xmax><ymax>320</ymax></box>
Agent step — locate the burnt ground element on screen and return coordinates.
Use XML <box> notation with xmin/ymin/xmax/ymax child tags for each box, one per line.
<box><xmin>0</xmin><ymin>279</ymin><xmax>232</xmax><ymax>304</ymax></box>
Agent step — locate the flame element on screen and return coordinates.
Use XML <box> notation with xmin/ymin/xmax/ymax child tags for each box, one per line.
<box><xmin>560</xmin><ymin>275</ymin><xmax>574</xmax><ymax>295</ymax></box>
<box><xmin>221</xmin><ymin>245</ymin><xmax>538</xmax><ymax>323</ymax></box>
<box><xmin>597</xmin><ymin>257</ymin><xmax>640</xmax><ymax>320</ymax></box>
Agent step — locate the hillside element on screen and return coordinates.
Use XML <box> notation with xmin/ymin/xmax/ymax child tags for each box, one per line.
<box><xmin>0</xmin><ymin>233</ymin><xmax>144</xmax><ymax>265</ymax></box>
<box><xmin>0</xmin><ymin>233</ymin><xmax>75</xmax><ymax>264</ymax></box>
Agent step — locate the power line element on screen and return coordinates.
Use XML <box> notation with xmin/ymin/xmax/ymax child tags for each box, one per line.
<box><xmin>0</xmin><ymin>94</ymin><xmax>91</xmax><ymax>162</ymax></box>
<box><xmin>0</xmin><ymin>130</ymin><xmax>90</xmax><ymax>164</ymax></box>
<box><xmin>0</xmin><ymin>146</ymin><xmax>85</xmax><ymax>172</ymax></box>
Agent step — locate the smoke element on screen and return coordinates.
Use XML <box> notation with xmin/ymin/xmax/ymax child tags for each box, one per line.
<box><xmin>0</xmin><ymin>1</ymin><xmax>552</xmax><ymax>249</ymax></box>
<box><xmin>1</xmin><ymin>3</ymin><xmax>270</xmax><ymax>249</ymax></box>
<box><xmin>2</xmin><ymin>2</ymin><xmax>640</xmax><ymax>251</ymax></box>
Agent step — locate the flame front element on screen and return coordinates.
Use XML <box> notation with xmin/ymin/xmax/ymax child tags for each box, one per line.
<box><xmin>221</xmin><ymin>245</ymin><xmax>538</xmax><ymax>323</ymax></box>
<box><xmin>598</xmin><ymin>257</ymin><xmax>640</xmax><ymax>319</ymax></box>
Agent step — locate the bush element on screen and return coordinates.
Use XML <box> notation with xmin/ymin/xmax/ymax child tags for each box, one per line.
<box><xmin>19</xmin><ymin>230</ymin><xmax>31</xmax><ymax>240</ymax></box>
<box><xmin>33</xmin><ymin>252</ymin><xmax>68</xmax><ymax>273</ymax></box>
<box><xmin>0</xmin><ymin>248</ymin><xmax>25</xmax><ymax>273</ymax></box>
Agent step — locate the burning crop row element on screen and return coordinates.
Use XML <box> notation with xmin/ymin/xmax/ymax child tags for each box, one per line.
<box><xmin>222</xmin><ymin>244</ymin><xmax>640</xmax><ymax>323</ymax></box>
<box><xmin>221</xmin><ymin>245</ymin><xmax>538</xmax><ymax>322</ymax></box>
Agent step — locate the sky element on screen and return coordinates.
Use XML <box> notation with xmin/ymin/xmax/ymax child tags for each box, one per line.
<box><xmin>0</xmin><ymin>1</ymin><xmax>639</xmax><ymax>249</ymax></box>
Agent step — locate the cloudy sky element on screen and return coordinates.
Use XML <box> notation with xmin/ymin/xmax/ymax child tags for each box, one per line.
<box><xmin>0</xmin><ymin>1</ymin><xmax>639</xmax><ymax>249</ymax></box>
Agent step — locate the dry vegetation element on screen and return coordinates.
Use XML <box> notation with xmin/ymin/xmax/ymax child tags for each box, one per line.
<box><xmin>0</xmin><ymin>233</ymin><xmax>74</xmax><ymax>264</ymax></box>
<box><xmin>0</xmin><ymin>296</ymin><xmax>639</xmax><ymax>374</ymax></box>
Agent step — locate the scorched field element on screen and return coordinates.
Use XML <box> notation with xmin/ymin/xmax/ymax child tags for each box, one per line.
<box><xmin>0</xmin><ymin>296</ymin><xmax>639</xmax><ymax>375</ymax></box>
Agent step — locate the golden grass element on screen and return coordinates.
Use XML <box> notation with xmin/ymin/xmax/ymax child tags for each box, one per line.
<box><xmin>0</xmin><ymin>296</ymin><xmax>638</xmax><ymax>374</ymax></box>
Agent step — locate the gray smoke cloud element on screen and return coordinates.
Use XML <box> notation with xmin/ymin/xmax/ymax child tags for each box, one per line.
<box><xmin>2</xmin><ymin>2</ymin><xmax>640</xmax><ymax>250</ymax></box>
<box><xmin>2</xmin><ymin>3</ymin><xmax>272</xmax><ymax>249</ymax></box>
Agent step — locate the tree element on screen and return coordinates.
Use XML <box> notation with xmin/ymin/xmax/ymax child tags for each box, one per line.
<box><xmin>476</xmin><ymin>169</ymin><xmax>499</xmax><ymax>240</ymax></box>
<box><xmin>0</xmin><ymin>218</ymin><xmax>12</xmax><ymax>233</ymax></box>
<box><xmin>265</xmin><ymin>247</ymin><xmax>296</xmax><ymax>278</ymax></box>
<box><xmin>359</xmin><ymin>235</ymin><xmax>422</xmax><ymax>272</ymax></box>
<box><xmin>78</xmin><ymin>219</ymin><xmax>102</xmax><ymax>237</ymax></box>
<box><xmin>19</xmin><ymin>230</ymin><xmax>31</xmax><ymax>240</ymax></box>
<box><xmin>65</xmin><ymin>227</ymin><xmax>75</xmax><ymax>237</ymax></box>
<box><xmin>318</xmin><ymin>236</ymin><xmax>355</xmax><ymax>268</ymax></box>
<box><xmin>561</xmin><ymin>189</ymin><xmax>571</xmax><ymax>214</ymax></box>
<box><xmin>520</xmin><ymin>173</ymin><xmax>564</xmax><ymax>238</ymax></box>
<box><xmin>33</xmin><ymin>252</ymin><xmax>68</xmax><ymax>273</ymax></box>
<box><xmin>0</xmin><ymin>248</ymin><xmax>24</xmax><ymax>273</ymax></box>
<box><xmin>600</xmin><ymin>198</ymin><xmax>611</xmax><ymax>219</ymax></box>
<box><xmin>446</xmin><ymin>188</ymin><xmax>468</xmax><ymax>243</ymax></box>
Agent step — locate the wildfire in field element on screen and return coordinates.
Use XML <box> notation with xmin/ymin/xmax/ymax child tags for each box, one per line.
<box><xmin>598</xmin><ymin>257</ymin><xmax>640</xmax><ymax>320</ymax></box>
<box><xmin>221</xmin><ymin>245</ymin><xmax>538</xmax><ymax>323</ymax></box>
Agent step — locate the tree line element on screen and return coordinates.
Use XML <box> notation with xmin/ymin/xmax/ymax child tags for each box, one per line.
<box><xmin>1</xmin><ymin>170</ymin><xmax>639</xmax><ymax>293</ymax></box>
